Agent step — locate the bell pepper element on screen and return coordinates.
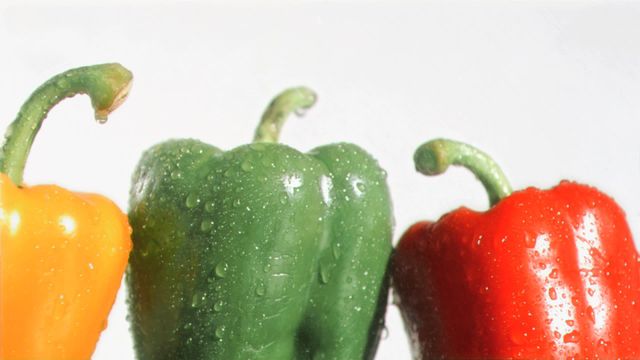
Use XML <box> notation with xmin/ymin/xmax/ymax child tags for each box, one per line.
<box><xmin>0</xmin><ymin>64</ymin><xmax>133</xmax><ymax>359</ymax></box>
<box><xmin>392</xmin><ymin>139</ymin><xmax>640</xmax><ymax>359</ymax></box>
<box><xmin>126</xmin><ymin>87</ymin><xmax>393</xmax><ymax>359</ymax></box>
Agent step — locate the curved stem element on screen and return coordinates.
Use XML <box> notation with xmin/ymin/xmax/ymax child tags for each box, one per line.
<box><xmin>413</xmin><ymin>138</ymin><xmax>513</xmax><ymax>207</ymax></box>
<box><xmin>0</xmin><ymin>63</ymin><xmax>133</xmax><ymax>185</ymax></box>
<box><xmin>253</xmin><ymin>87</ymin><xmax>317</xmax><ymax>143</ymax></box>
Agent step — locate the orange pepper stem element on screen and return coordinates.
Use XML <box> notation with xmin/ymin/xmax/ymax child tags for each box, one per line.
<box><xmin>0</xmin><ymin>63</ymin><xmax>133</xmax><ymax>186</ymax></box>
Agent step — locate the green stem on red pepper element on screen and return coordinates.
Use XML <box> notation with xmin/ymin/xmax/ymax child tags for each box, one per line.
<box><xmin>253</xmin><ymin>87</ymin><xmax>317</xmax><ymax>143</ymax></box>
<box><xmin>413</xmin><ymin>138</ymin><xmax>512</xmax><ymax>207</ymax></box>
<box><xmin>0</xmin><ymin>63</ymin><xmax>133</xmax><ymax>186</ymax></box>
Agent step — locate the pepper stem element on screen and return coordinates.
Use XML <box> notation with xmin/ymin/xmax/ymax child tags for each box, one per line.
<box><xmin>0</xmin><ymin>63</ymin><xmax>133</xmax><ymax>185</ymax></box>
<box><xmin>414</xmin><ymin>139</ymin><xmax>513</xmax><ymax>206</ymax></box>
<box><xmin>253</xmin><ymin>87</ymin><xmax>317</xmax><ymax>143</ymax></box>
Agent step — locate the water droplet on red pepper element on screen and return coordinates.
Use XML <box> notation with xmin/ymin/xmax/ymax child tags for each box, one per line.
<box><xmin>563</xmin><ymin>330</ymin><xmax>580</xmax><ymax>343</ymax></box>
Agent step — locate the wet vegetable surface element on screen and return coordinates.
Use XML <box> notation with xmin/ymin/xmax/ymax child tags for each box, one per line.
<box><xmin>127</xmin><ymin>88</ymin><xmax>393</xmax><ymax>359</ymax></box>
<box><xmin>392</xmin><ymin>139</ymin><xmax>640</xmax><ymax>359</ymax></box>
<box><xmin>0</xmin><ymin>64</ymin><xmax>133</xmax><ymax>359</ymax></box>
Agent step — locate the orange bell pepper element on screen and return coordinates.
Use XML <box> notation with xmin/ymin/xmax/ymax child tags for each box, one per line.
<box><xmin>0</xmin><ymin>64</ymin><xmax>133</xmax><ymax>360</ymax></box>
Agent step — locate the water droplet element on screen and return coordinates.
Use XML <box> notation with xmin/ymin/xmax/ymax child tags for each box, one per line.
<box><xmin>233</xmin><ymin>199</ymin><xmax>241</xmax><ymax>207</ymax></box>
<box><xmin>224</xmin><ymin>168</ymin><xmax>233</xmax><ymax>177</ymax></box>
<box><xmin>215</xmin><ymin>262</ymin><xmax>228</xmax><ymax>278</ymax></box>
<box><xmin>215</xmin><ymin>325</ymin><xmax>226</xmax><ymax>340</ymax></box>
<box><xmin>510</xmin><ymin>332</ymin><xmax>528</xmax><ymax>345</ymax></box>
<box><xmin>255</xmin><ymin>282</ymin><xmax>266</xmax><ymax>296</ymax></box>
<box><xmin>185</xmin><ymin>194</ymin><xmax>200</xmax><ymax>208</ymax></box>
<box><xmin>191</xmin><ymin>292</ymin><xmax>205</xmax><ymax>307</ymax></box>
<box><xmin>597</xmin><ymin>338</ymin><xmax>610</xmax><ymax>351</ymax></box>
<box><xmin>56</xmin><ymin>78</ymin><xmax>70</xmax><ymax>88</ymax></box>
<box><xmin>171</xmin><ymin>170</ymin><xmax>183</xmax><ymax>180</ymax></box>
<box><xmin>263</xmin><ymin>263</ymin><xmax>271</xmax><ymax>273</ymax></box>
<box><xmin>524</xmin><ymin>234</ymin><xmax>537</xmax><ymax>248</ymax></box>
<box><xmin>200</xmin><ymin>220</ymin><xmax>214</xmax><ymax>232</ymax></box>
<box><xmin>549</xmin><ymin>269</ymin><xmax>559</xmax><ymax>279</ymax></box>
<box><xmin>95</xmin><ymin>112</ymin><xmax>108</xmax><ymax>124</ymax></box>
<box><xmin>565</xmin><ymin>319</ymin><xmax>575</xmax><ymax>327</ymax></box>
<box><xmin>548</xmin><ymin>287</ymin><xmax>557</xmax><ymax>300</ymax></box>
<box><xmin>563</xmin><ymin>330</ymin><xmax>580</xmax><ymax>343</ymax></box>
<box><xmin>88</xmin><ymin>262</ymin><xmax>94</xmax><ymax>270</ymax></box>
<box><xmin>571</xmin><ymin>296</ymin><xmax>580</xmax><ymax>306</ymax></box>
<box><xmin>319</xmin><ymin>264</ymin><xmax>330</xmax><ymax>284</ymax></box>
<box><xmin>587</xmin><ymin>288</ymin><xmax>595</xmax><ymax>296</ymax></box>
<box><xmin>294</xmin><ymin>102</ymin><xmax>313</xmax><ymax>117</ymax></box>
<box><xmin>205</xmin><ymin>201</ymin><xmax>215</xmax><ymax>213</ymax></box>
<box><xmin>381</xmin><ymin>326</ymin><xmax>389</xmax><ymax>339</ymax></box>
<box><xmin>214</xmin><ymin>300</ymin><xmax>224</xmax><ymax>312</ymax></box>
<box><xmin>241</xmin><ymin>160</ymin><xmax>254</xmax><ymax>172</ymax></box>
<box><xmin>332</xmin><ymin>243</ymin><xmax>341</xmax><ymax>259</ymax></box>
<box><xmin>587</xmin><ymin>306</ymin><xmax>595</xmax><ymax>322</ymax></box>
<box><xmin>53</xmin><ymin>294</ymin><xmax>68</xmax><ymax>320</ymax></box>
<box><xmin>346</xmin><ymin>276</ymin><xmax>353</xmax><ymax>284</ymax></box>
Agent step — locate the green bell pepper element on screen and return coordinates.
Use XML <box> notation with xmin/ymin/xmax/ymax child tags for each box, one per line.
<box><xmin>127</xmin><ymin>87</ymin><xmax>393</xmax><ymax>359</ymax></box>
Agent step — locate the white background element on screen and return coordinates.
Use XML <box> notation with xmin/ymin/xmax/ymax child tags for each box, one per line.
<box><xmin>1</xmin><ymin>1</ymin><xmax>640</xmax><ymax>359</ymax></box>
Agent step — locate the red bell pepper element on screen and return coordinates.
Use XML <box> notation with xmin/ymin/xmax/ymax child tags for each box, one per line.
<box><xmin>392</xmin><ymin>139</ymin><xmax>640</xmax><ymax>359</ymax></box>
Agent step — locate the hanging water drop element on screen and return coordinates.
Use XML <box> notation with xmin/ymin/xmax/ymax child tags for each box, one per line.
<box><xmin>215</xmin><ymin>262</ymin><xmax>228</xmax><ymax>278</ymax></box>
<box><xmin>185</xmin><ymin>194</ymin><xmax>200</xmax><ymax>208</ymax></box>
<box><xmin>200</xmin><ymin>220</ymin><xmax>214</xmax><ymax>232</ymax></box>
<box><xmin>94</xmin><ymin>112</ymin><xmax>108</xmax><ymax>124</ymax></box>
<box><xmin>255</xmin><ymin>282</ymin><xmax>266</xmax><ymax>296</ymax></box>
<box><xmin>241</xmin><ymin>160</ymin><xmax>254</xmax><ymax>172</ymax></box>
<box><xmin>319</xmin><ymin>264</ymin><xmax>330</xmax><ymax>284</ymax></box>
<box><xmin>171</xmin><ymin>170</ymin><xmax>183</xmax><ymax>180</ymax></box>
<box><xmin>214</xmin><ymin>300</ymin><xmax>224</xmax><ymax>312</ymax></box>
<box><xmin>191</xmin><ymin>292</ymin><xmax>205</xmax><ymax>307</ymax></box>
<box><xmin>215</xmin><ymin>325</ymin><xmax>226</xmax><ymax>340</ymax></box>
<box><xmin>332</xmin><ymin>243</ymin><xmax>341</xmax><ymax>259</ymax></box>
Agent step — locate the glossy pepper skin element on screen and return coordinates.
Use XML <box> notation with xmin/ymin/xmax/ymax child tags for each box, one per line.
<box><xmin>392</xmin><ymin>139</ymin><xmax>640</xmax><ymax>359</ymax></box>
<box><xmin>0</xmin><ymin>64</ymin><xmax>133</xmax><ymax>359</ymax></box>
<box><xmin>127</xmin><ymin>88</ymin><xmax>393</xmax><ymax>359</ymax></box>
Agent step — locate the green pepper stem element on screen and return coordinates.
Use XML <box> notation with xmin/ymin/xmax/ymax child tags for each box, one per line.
<box><xmin>413</xmin><ymin>138</ymin><xmax>513</xmax><ymax>207</ymax></box>
<box><xmin>0</xmin><ymin>63</ymin><xmax>133</xmax><ymax>185</ymax></box>
<box><xmin>253</xmin><ymin>87</ymin><xmax>317</xmax><ymax>143</ymax></box>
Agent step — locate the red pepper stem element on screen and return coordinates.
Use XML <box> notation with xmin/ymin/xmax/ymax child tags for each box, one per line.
<box><xmin>0</xmin><ymin>63</ymin><xmax>133</xmax><ymax>186</ymax></box>
<box><xmin>253</xmin><ymin>87</ymin><xmax>317</xmax><ymax>143</ymax></box>
<box><xmin>414</xmin><ymin>138</ymin><xmax>513</xmax><ymax>207</ymax></box>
